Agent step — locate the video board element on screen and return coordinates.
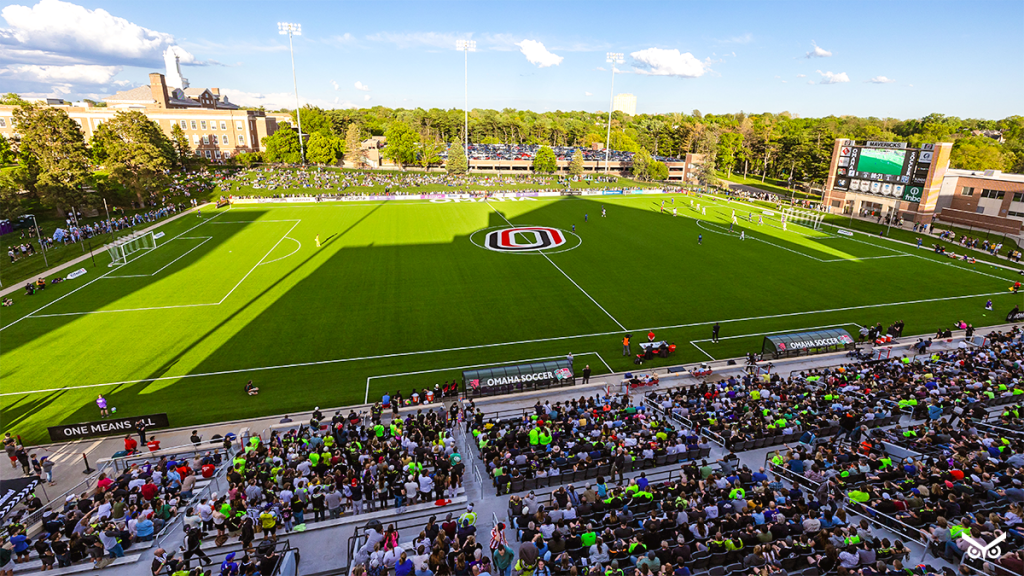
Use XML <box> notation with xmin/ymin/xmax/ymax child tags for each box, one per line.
<box><xmin>831</xmin><ymin>141</ymin><xmax>935</xmax><ymax>203</ymax></box>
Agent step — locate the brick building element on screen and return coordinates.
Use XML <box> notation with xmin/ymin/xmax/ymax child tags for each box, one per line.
<box><xmin>933</xmin><ymin>169</ymin><xmax>1024</xmax><ymax>234</ymax></box>
<box><xmin>0</xmin><ymin>50</ymin><xmax>278</xmax><ymax>162</ymax></box>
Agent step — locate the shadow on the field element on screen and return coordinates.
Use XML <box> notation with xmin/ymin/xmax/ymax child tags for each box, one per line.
<box><xmin>0</xmin><ymin>389</ymin><xmax>69</xmax><ymax>435</ymax></box>
<box><xmin>6</xmin><ymin>195</ymin><xmax>1012</xmax><ymax>443</ymax></box>
<box><xmin>106</xmin><ymin>200</ymin><xmax>390</xmax><ymax>386</ymax></box>
<box><xmin>0</xmin><ymin>208</ymin><xmax>276</xmax><ymax>436</ymax></box>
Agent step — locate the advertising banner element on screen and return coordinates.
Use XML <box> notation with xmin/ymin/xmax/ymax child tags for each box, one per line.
<box><xmin>67</xmin><ymin>268</ymin><xmax>88</xmax><ymax>280</ymax></box>
<box><xmin>0</xmin><ymin>476</ymin><xmax>40</xmax><ymax>519</ymax></box>
<box><xmin>48</xmin><ymin>413</ymin><xmax>170</xmax><ymax>442</ymax></box>
<box><xmin>463</xmin><ymin>359</ymin><xmax>574</xmax><ymax>398</ymax></box>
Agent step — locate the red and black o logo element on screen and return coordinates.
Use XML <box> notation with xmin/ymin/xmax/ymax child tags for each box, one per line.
<box><xmin>485</xmin><ymin>227</ymin><xmax>566</xmax><ymax>252</ymax></box>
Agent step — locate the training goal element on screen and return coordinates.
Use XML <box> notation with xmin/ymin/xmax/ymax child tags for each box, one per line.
<box><xmin>782</xmin><ymin>208</ymin><xmax>824</xmax><ymax>230</ymax></box>
<box><xmin>106</xmin><ymin>231</ymin><xmax>158</xmax><ymax>266</ymax></box>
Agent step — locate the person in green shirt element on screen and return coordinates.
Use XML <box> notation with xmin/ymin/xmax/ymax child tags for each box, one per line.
<box><xmin>581</xmin><ymin>526</ymin><xmax>597</xmax><ymax>547</ymax></box>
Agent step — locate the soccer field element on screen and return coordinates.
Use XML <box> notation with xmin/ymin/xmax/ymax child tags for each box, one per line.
<box><xmin>2</xmin><ymin>194</ymin><xmax>1020</xmax><ymax>444</ymax></box>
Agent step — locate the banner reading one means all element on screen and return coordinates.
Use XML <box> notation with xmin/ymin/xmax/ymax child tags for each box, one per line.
<box><xmin>48</xmin><ymin>413</ymin><xmax>170</xmax><ymax>442</ymax></box>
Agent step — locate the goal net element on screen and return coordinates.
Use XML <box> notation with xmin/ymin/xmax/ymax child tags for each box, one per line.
<box><xmin>107</xmin><ymin>231</ymin><xmax>157</xmax><ymax>266</ymax></box>
<box><xmin>782</xmin><ymin>208</ymin><xmax>824</xmax><ymax>230</ymax></box>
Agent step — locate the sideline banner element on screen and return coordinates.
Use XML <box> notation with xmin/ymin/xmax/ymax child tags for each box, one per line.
<box><xmin>48</xmin><ymin>413</ymin><xmax>169</xmax><ymax>442</ymax></box>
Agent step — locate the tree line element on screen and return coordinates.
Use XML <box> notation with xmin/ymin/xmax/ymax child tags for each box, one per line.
<box><xmin>0</xmin><ymin>96</ymin><xmax>202</xmax><ymax>220</ymax></box>
<box><xmin>260</xmin><ymin>105</ymin><xmax>1024</xmax><ymax>186</ymax></box>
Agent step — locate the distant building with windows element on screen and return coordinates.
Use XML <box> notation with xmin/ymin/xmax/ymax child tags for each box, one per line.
<box><xmin>613</xmin><ymin>93</ymin><xmax>637</xmax><ymax>116</ymax></box>
<box><xmin>0</xmin><ymin>48</ymin><xmax>278</xmax><ymax>162</ymax></box>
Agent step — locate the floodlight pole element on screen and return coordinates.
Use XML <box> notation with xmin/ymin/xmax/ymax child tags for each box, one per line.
<box><xmin>279</xmin><ymin>22</ymin><xmax>305</xmax><ymax>164</ymax></box>
<box><xmin>29</xmin><ymin>214</ymin><xmax>48</xmax><ymax>267</ymax></box>
<box><xmin>456</xmin><ymin>40</ymin><xmax>476</xmax><ymax>164</ymax></box>
<box><xmin>604</xmin><ymin>53</ymin><xmax>624</xmax><ymax>175</ymax></box>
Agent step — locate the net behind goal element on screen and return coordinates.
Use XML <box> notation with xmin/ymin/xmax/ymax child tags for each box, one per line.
<box><xmin>782</xmin><ymin>208</ymin><xmax>824</xmax><ymax>230</ymax></box>
<box><xmin>107</xmin><ymin>231</ymin><xmax>157</xmax><ymax>266</ymax></box>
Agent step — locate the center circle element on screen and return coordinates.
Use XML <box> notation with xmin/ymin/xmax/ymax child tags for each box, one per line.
<box><xmin>470</xmin><ymin>225</ymin><xmax>581</xmax><ymax>255</ymax></box>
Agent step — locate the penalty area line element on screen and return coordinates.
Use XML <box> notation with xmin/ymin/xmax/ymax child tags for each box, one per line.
<box><xmin>0</xmin><ymin>212</ymin><xmax>225</xmax><ymax>333</ymax></box>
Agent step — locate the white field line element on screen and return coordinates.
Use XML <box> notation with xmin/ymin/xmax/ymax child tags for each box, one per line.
<box><xmin>3</xmin><ymin>289</ymin><xmax>1008</xmax><ymax>398</ymax></box>
<box><xmin>690</xmin><ymin>342</ymin><xmax>715</xmax><ymax>360</ymax></box>
<box><xmin>688</xmin><ymin>322</ymin><xmax>864</xmax><ymax>359</ymax></box>
<box><xmin>363</xmin><ymin>351</ymin><xmax>610</xmax><ymax>403</ymax></box>
<box><xmin>0</xmin><ymin>212</ymin><xmax>225</xmax><ymax>332</ymax></box>
<box><xmin>216</xmin><ymin>219</ymin><xmax>300</xmax><ymax>304</ymax></box>
<box><xmin>840</xmin><ymin>233</ymin><xmax>1019</xmax><ymax>284</ymax></box>
<box><xmin>485</xmin><ymin>200</ymin><xmax>627</xmax><ymax>331</ymax></box>
<box><xmin>104</xmin><ymin>237</ymin><xmax>212</xmax><ymax>278</ymax></box>
<box><xmin>705</xmin><ymin>192</ymin><xmax>1022</xmax><ymax>282</ymax></box>
<box><xmin>696</xmin><ymin>218</ymin><xmax>911</xmax><ymax>264</ymax></box>
<box><xmin>258</xmin><ymin>237</ymin><xmax>302</xmax><ymax>266</ymax></box>
<box><xmin>25</xmin><ymin>220</ymin><xmax>300</xmax><ymax>319</ymax></box>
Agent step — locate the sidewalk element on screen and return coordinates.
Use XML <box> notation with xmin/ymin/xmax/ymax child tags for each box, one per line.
<box><xmin>0</xmin><ymin>204</ymin><xmax>212</xmax><ymax>298</ymax></box>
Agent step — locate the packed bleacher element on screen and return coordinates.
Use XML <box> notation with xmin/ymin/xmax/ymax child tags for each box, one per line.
<box><xmin>647</xmin><ymin>375</ymin><xmax>899</xmax><ymax>450</ymax></box>
<box><xmin>1</xmin><ymin>447</ymin><xmax>226</xmax><ymax>572</ymax></box>
<box><xmin>468</xmin><ymin>394</ymin><xmax>712</xmax><ymax>496</ymax></box>
<box><xmin>454</xmin><ymin>144</ymin><xmax>683</xmax><ymax>164</ymax></box>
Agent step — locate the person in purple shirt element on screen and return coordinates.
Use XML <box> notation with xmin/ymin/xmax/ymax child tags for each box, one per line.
<box><xmin>96</xmin><ymin>395</ymin><xmax>109</xmax><ymax>419</ymax></box>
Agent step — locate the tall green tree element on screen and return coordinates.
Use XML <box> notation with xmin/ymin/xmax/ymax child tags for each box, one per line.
<box><xmin>0</xmin><ymin>93</ymin><xmax>28</xmax><ymax>106</ymax></box>
<box><xmin>417</xmin><ymin>134</ymin><xmax>444</xmax><ymax>170</ymax></box>
<box><xmin>94</xmin><ymin>110</ymin><xmax>175</xmax><ymax>205</ymax></box>
<box><xmin>631</xmin><ymin>149</ymin><xmax>653</xmax><ymax>181</ymax></box>
<box><xmin>170</xmin><ymin>123</ymin><xmax>192</xmax><ymax>167</ymax></box>
<box><xmin>717</xmin><ymin>132</ymin><xmax>742</xmax><ymax>176</ymax></box>
<box><xmin>306</xmin><ymin>132</ymin><xmax>344</xmax><ymax>165</ymax></box>
<box><xmin>532</xmin><ymin>146</ymin><xmax>557</xmax><ymax>173</ymax></box>
<box><xmin>446</xmin><ymin>141</ymin><xmax>468</xmax><ymax>174</ymax></box>
<box><xmin>382</xmin><ymin>121</ymin><xmax>419</xmax><ymax>169</ymax></box>
<box><xmin>261</xmin><ymin>122</ymin><xmax>302</xmax><ymax>164</ymax></box>
<box><xmin>12</xmin><ymin>104</ymin><xmax>92</xmax><ymax>212</ymax></box>
<box><xmin>0</xmin><ymin>135</ymin><xmax>13</xmax><ymax>165</ymax></box>
<box><xmin>568</xmin><ymin>149</ymin><xmax>584</xmax><ymax>177</ymax></box>
<box><xmin>0</xmin><ymin>169</ymin><xmax>26</xmax><ymax>219</ymax></box>
<box><xmin>344</xmin><ymin>124</ymin><xmax>366</xmax><ymax>168</ymax></box>
<box><xmin>950</xmin><ymin>136</ymin><xmax>1007</xmax><ymax>171</ymax></box>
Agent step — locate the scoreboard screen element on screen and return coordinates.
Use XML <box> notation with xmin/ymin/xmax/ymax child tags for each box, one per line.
<box><xmin>831</xmin><ymin>141</ymin><xmax>935</xmax><ymax>203</ymax></box>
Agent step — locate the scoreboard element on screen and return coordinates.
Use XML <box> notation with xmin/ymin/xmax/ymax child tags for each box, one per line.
<box><xmin>830</xmin><ymin>140</ymin><xmax>936</xmax><ymax>203</ymax></box>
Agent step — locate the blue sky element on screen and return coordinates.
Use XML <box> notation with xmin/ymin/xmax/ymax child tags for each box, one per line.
<box><xmin>1</xmin><ymin>0</ymin><xmax>1021</xmax><ymax>119</ymax></box>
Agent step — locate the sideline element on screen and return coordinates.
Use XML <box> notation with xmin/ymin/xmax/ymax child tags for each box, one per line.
<box><xmin>1</xmin><ymin>288</ymin><xmax>1009</xmax><ymax>398</ymax></box>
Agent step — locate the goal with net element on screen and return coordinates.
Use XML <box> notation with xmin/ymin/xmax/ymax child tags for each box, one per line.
<box><xmin>106</xmin><ymin>231</ymin><xmax>158</xmax><ymax>266</ymax></box>
<box><xmin>782</xmin><ymin>208</ymin><xmax>824</xmax><ymax>230</ymax></box>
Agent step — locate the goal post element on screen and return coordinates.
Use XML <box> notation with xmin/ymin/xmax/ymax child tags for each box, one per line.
<box><xmin>106</xmin><ymin>231</ymin><xmax>157</xmax><ymax>266</ymax></box>
<box><xmin>782</xmin><ymin>208</ymin><xmax>824</xmax><ymax>230</ymax></box>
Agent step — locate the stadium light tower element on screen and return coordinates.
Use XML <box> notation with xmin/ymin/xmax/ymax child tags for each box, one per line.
<box><xmin>456</xmin><ymin>40</ymin><xmax>476</xmax><ymax>158</ymax></box>
<box><xmin>604</xmin><ymin>52</ymin><xmax>624</xmax><ymax>174</ymax></box>
<box><xmin>278</xmin><ymin>22</ymin><xmax>305</xmax><ymax>164</ymax></box>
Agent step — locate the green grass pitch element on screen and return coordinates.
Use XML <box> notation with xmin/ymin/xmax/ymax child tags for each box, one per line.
<box><xmin>2</xmin><ymin>194</ymin><xmax>1021</xmax><ymax>445</ymax></box>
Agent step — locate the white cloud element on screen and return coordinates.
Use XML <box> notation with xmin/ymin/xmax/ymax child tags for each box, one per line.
<box><xmin>354</xmin><ymin>81</ymin><xmax>370</xmax><ymax>91</ymax></box>
<box><xmin>364</xmin><ymin>94</ymin><xmax>371</xmax><ymax>101</ymax></box>
<box><xmin>630</xmin><ymin>47</ymin><xmax>705</xmax><ymax>78</ymax></box>
<box><xmin>805</xmin><ymin>41</ymin><xmax>832</xmax><ymax>58</ymax></box>
<box><xmin>331</xmin><ymin>80</ymin><xmax>339</xmax><ymax>90</ymax></box>
<box><xmin>585</xmin><ymin>91</ymin><xmax>592</xmax><ymax>96</ymax></box>
<box><xmin>816</xmin><ymin>70</ymin><xmax>849</xmax><ymax>84</ymax></box>
<box><xmin>867</xmin><ymin>75</ymin><xmax>895</xmax><ymax>84</ymax></box>
<box><xmin>796</xmin><ymin>74</ymin><xmax>806</xmax><ymax>78</ymax></box>
<box><xmin>0</xmin><ymin>63</ymin><xmax>120</xmax><ymax>84</ymax></box>
<box><xmin>515</xmin><ymin>39</ymin><xmax>562</xmax><ymax>67</ymax></box>
<box><xmin>807</xmin><ymin>80</ymin><xmax>815</xmax><ymax>85</ymax></box>
<box><xmin>0</xmin><ymin>0</ymin><xmax>189</xmax><ymax>66</ymax></box>
<box><xmin>774</xmin><ymin>75</ymin><xmax>780</xmax><ymax>79</ymax></box>
<box><xmin>781</xmin><ymin>80</ymin><xmax>787</xmax><ymax>83</ymax></box>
